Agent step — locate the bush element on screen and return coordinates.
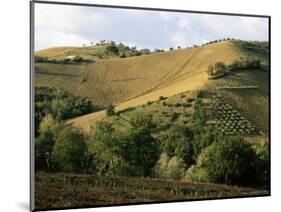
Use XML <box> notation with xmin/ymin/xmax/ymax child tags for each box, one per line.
<box><xmin>207</xmin><ymin>62</ymin><xmax>227</xmax><ymax>79</ymax></box>
<box><xmin>159</xmin><ymin>96</ymin><xmax>167</xmax><ymax>101</ymax></box>
<box><xmin>35</xmin><ymin>87</ymin><xmax>92</xmax><ymax>136</ymax></box>
<box><xmin>120</xmin><ymin>53</ymin><xmax>127</xmax><ymax>58</ymax></box>
<box><xmin>106</xmin><ymin>103</ymin><xmax>115</xmax><ymax>116</ymax></box>
<box><xmin>161</xmin><ymin>125</ymin><xmax>194</xmax><ymax>167</ymax></box>
<box><xmin>51</xmin><ymin>127</ymin><xmax>88</xmax><ymax>172</ymax></box>
<box><xmin>106</xmin><ymin>45</ymin><xmax>119</xmax><ymax>55</ymax></box>
<box><xmin>171</xmin><ymin>112</ymin><xmax>179</xmax><ymax>122</ymax></box>
<box><xmin>147</xmin><ymin>101</ymin><xmax>153</xmax><ymax>105</ymax></box>
<box><xmin>154</xmin><ymin>153</ymin><xmax>186</xmax><ymax>180</ymax></box>
<box><xmin>197</xmin><ymin>136</ymin><xmax>259</xmax><ymax>186</ymax></box>
<box><xmin>35</xmin><ymin>115</ymin><xmax>63</xmax><ymax>171</ymax></box>
<box><xmin>72</xmin><ymin>56</ymin><xmax>84</xmax><ymax>63</ymax></box>
<box><xmin>35</xmin><ymin>56</ymin><xmax>49</xmax><ymax>63</ymax></box>
<box><xmin>185</xmin><ymin>165</ymin><xmax>208</xmax><ymax>182</ymax></box>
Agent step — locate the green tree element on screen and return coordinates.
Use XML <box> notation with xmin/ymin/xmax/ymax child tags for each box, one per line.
<box><xmin>198</xmin><ymin>136</ymin><xmax>258</xmax><ymax>186</ymax></box>
<box><xmin>207</xmin><ymin>64</ymin><xmax>214</xmax><ymax>76</ymax></box>
<box><xmin>106</xmin><ymin>45</ymin><xmax>119</xmax><ymax>55</ymax></box>
<box><xmin>35</xmin><ymin>115</ymin><xmax>63</xmax><ymax>171</ymax></box>
<box><xmin>35</xmin><ymin>132</ymin><xmax>55</xmax><ymax>171</ymax></box>
<box><xmin>214</xmin><ymin>62</ymin><xmax>227</xmax><ymax>76</ymax></box>
<box><xmin>192</xmin><ymin>130</ymin><xmax>217</xmax><ymax>158</ymax></box>
<box><xmin>161</xmin><ymin>125</ymin><xmax>194</xmax><ymax>167</ymax></box>
<box><xmin>106</xmin><ymin>103</ymin><xmax>115</xmax><ymax>116</ymax></box>
<box><xmin>154</xmin><ymin>153</ymin><xmax>186</xmax><ymax>180</ymax></box>
<box><xmin>51</xmin><ymin>127</ymin><xmax>87</xmax><ymax>172</ymax></box>
<box><xmin>92</xmin><ymin>114</ymin><xmax>160</xmax><ymax>177</ymax></box>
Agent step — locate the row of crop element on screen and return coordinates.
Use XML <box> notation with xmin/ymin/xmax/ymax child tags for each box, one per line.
<box><xmin>218</xmin><ymin>85</ymin><xmax>259</xmax><ymax>90</ymax></box>
<box><xmin>211</xmin><ymin>95</ymin><xmax>259</xmax><ymax>135</ymax></box>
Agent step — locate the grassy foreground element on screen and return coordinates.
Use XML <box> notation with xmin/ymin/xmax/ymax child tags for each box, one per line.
<box><xmin>35</xmin><ymin>172</ymin><xmax>268</xmax><ymax>209</ymax></box>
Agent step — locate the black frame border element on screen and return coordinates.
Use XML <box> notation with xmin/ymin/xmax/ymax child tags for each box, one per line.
<box><xmin>30</xmin><ymin>1</ymin><xmax>271</xmax><ymax>211</ymax></box>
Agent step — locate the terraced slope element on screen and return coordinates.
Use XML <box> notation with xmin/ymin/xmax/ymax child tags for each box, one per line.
<box><xmin>62</xmin><ymin>42</ymin><xmax>242</xmax><ymax>130</ymax></box>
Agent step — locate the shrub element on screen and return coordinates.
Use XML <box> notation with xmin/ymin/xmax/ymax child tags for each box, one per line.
<box><xmin>171</xmin><ymin>112</ymin><xmax>179</xmax><ymax>122</ymax></box>
<box><xmin>35</xmin><ymin>87</ymin><xmax>92</xmax><ymax>136</ymax></box>
<box><xmin>106</xmin><ymin>103</ymin><xmax>115</xmax><ymax>116</ymax></box>
<box><xmin>51</xmin><ymin>127</ymin><xmax>87</xmax><ymax>172</ymax></box>
<box><xmin>119</xmin><ymin>53</ymin><xmax>127</xmax><ymax>58</ymax></box>
<box><xmin>185</xmin><ymin>165</ymin><xmax>208</xmax><ymax>182</ymax></box>
<box><xmin>207</xmin><ymin>64</ymin><xmax>214</xmax><ymax>76</ymax></box>
<box><xmin>159</xmin><ymin>96</ymin><xmax>167</xmax><ymax>101</ymax></box>
<box><xmin>207</xmin><ymin>62</ymin><xmax>227</xmax><ymax>79</ymax></box>
<box><xmin>182</xmin><ymin>103</ymin><xmax>192</xmax><ymax>108</ymax></box>
<box><xmin>186</xmin><ymin>98</ymin><xmax>195</xmax><ymax>103</ymax></box>
<box><xmin>155</xmin><ymin>154</ymin><xmax>186</xmax><ymax>180</ymax></box>
<box><xmin>197</xmin><ymin>136</ymin><xmax>259</xmax><ymax>186</ymax></box>
<box><xmin>35</xmin><ymin>56</ymin><xmax>49</xmax><ymax>63</ymax></box>
<box><xmin>106</xmin><ymin>45</ymin><xmax>119</xmax><ymax>55</ymax></box>
<box><xmin>35</xmin><ymin>115</ymin><xmax>63</xmax><ymax>171</ymax></box>
<box><xmin>147</xmin><ymin>101</ymin><xmax>153</xmax><ymax>105</ymax></box>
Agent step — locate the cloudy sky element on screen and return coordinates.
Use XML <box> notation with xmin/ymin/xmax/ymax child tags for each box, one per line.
<box><xmin>34</xmin><ymin>3</ymin><xmax>269</xmax><ymax>51</ymax></box>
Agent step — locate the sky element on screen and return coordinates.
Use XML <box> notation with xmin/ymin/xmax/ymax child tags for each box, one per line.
<box><xmin>34</xmin><ymin>3</ymin><xmax>269</xmax><ymax>51</ymax></box>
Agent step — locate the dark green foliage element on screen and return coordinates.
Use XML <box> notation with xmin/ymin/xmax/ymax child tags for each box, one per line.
<box><xmin>161</xmin><ymin>125</ymin><xmax>194</xmax><ymax>167</ymax></box>
<box><xmin>254</xmin><ymin>143</ymin><xmax>270</xmax><ymax>187</ymax></box>
<box><xmin>35</xmin><ymin>115</ymin><xmax>63</xmax><ymax>171</ymax></box>
<box><xmin>106</xmin><ymin>45</ymin><xmax>119</xmax><ymax>55</ymax></box>
<box><xmin>51</xmin><ymin>127</ymin><xmax>88</xmax><ymax>173</ymax></box>
<box><xmin>186</xmin><ymin>98</ymin><xmax>195</xmax><ymax>103</ymax></box>
<box><xmin>35</xmin><ymin>87</ymin><xmax>92</xmax><ymax>136</ymax></box>
<box><xmin>35</xmin><ymin>131</ymin><xmax>55</xmax><ymax>171</ymax></box>
<box><xmin>182</xmin><ymin>103</ymin><xmax>192</xmax><ymax>108</ymax></box>
<box><xmin>35</xmin><ymin>56</ymin><xmax>49</xmax><ymax>63</ymax></box>
<box><xmin>124</xmin><ymin>117</ymin><xmax>160</xmax><ymax>176</ymax></box>
<box><xmin>199</xmin><ymin>136</ymin><xmax>259</xmax><ymax>186</ymax></box>
<box><xmin>174</xmin><ymin>103</ymin><xmax>181</xmax><ymax>107</ymax></box>
<box><xmin>159</xmin><ymin>96</ymin><xmax>167</xmax><ymax>101</ymax></box>
<box><xmin>119</xmin><ymin>53</ymin><xmax>127</xmax><ymax>58</ymax></box>
<box><xmin>171</xmin><ymin>112</ymin><xmax>179</xmax><ymax>122</ymax></box>
<box><xmin>208</xmin><ymin>57</ymin><xmax>262</xmax><ymax>79</ymax></box>
<box><xmin>214</xmin><ymin>62</ymin><xmax>227</xmax><ymax>76</ymax></box>
<box><xmin>147</xmin><ymin>101</ymin><xmax>153</xmax><ymax>105</ymax></box>
<box><xmin>92</xmin><ymin>113</ymin><xmax>160</xmax><ymax>177</ymax></box>
<box><xmin>106</xmin><ymin>104</ymin><xmax>115</xmax><ymax>116</ymax></box>
<box><xmin>192</xmin><ymin>131</ymin><xmax>218</xmax><ymax>158</ymax></box>
<box><xmin>191</xmin><ymin>99</ymin><xmax>207</xmax><ymax>132</ymax></box>
<box><xmin>35</xmin><ymin>56</ymin><xmax>85</xmax><ymax>64</ymax></box>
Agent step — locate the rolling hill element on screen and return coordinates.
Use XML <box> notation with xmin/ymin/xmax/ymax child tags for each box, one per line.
<box><xmin>34</xmin><ymin>40</ymin><xmax>269</xmax><ymax>133</ymax></box>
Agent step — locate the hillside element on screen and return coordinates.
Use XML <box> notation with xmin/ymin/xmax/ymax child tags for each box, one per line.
<box><xmin>35</xmin><ymin>41</ymin><xmax>240</xmax><ymax>107</ymax></box>
<box><xmin>35</xmin><ymin>40</ymin><xmax>269</xmax><ymax>133</ymax></box>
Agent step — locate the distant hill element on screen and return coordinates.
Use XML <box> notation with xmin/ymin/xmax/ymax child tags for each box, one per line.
<box><xmin>34</xmin><ymin>40</ymin><xmax>269</xmax><ymax>133</ymax></box>
<box><xmin>35</xmin><ymin>41</ymin><xmax>153</xmax><ymax>61</ymax></box>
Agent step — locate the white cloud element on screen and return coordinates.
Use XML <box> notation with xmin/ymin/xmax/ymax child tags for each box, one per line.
<box><xmin>34</xmin><ymin>3</ymin><xmax>269</xmax><ymax>51</ymax></box>
<box><xmin>177</xmin><ymin>18</ymin><xmax>190</xmax><ymax>30</ymax></box>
